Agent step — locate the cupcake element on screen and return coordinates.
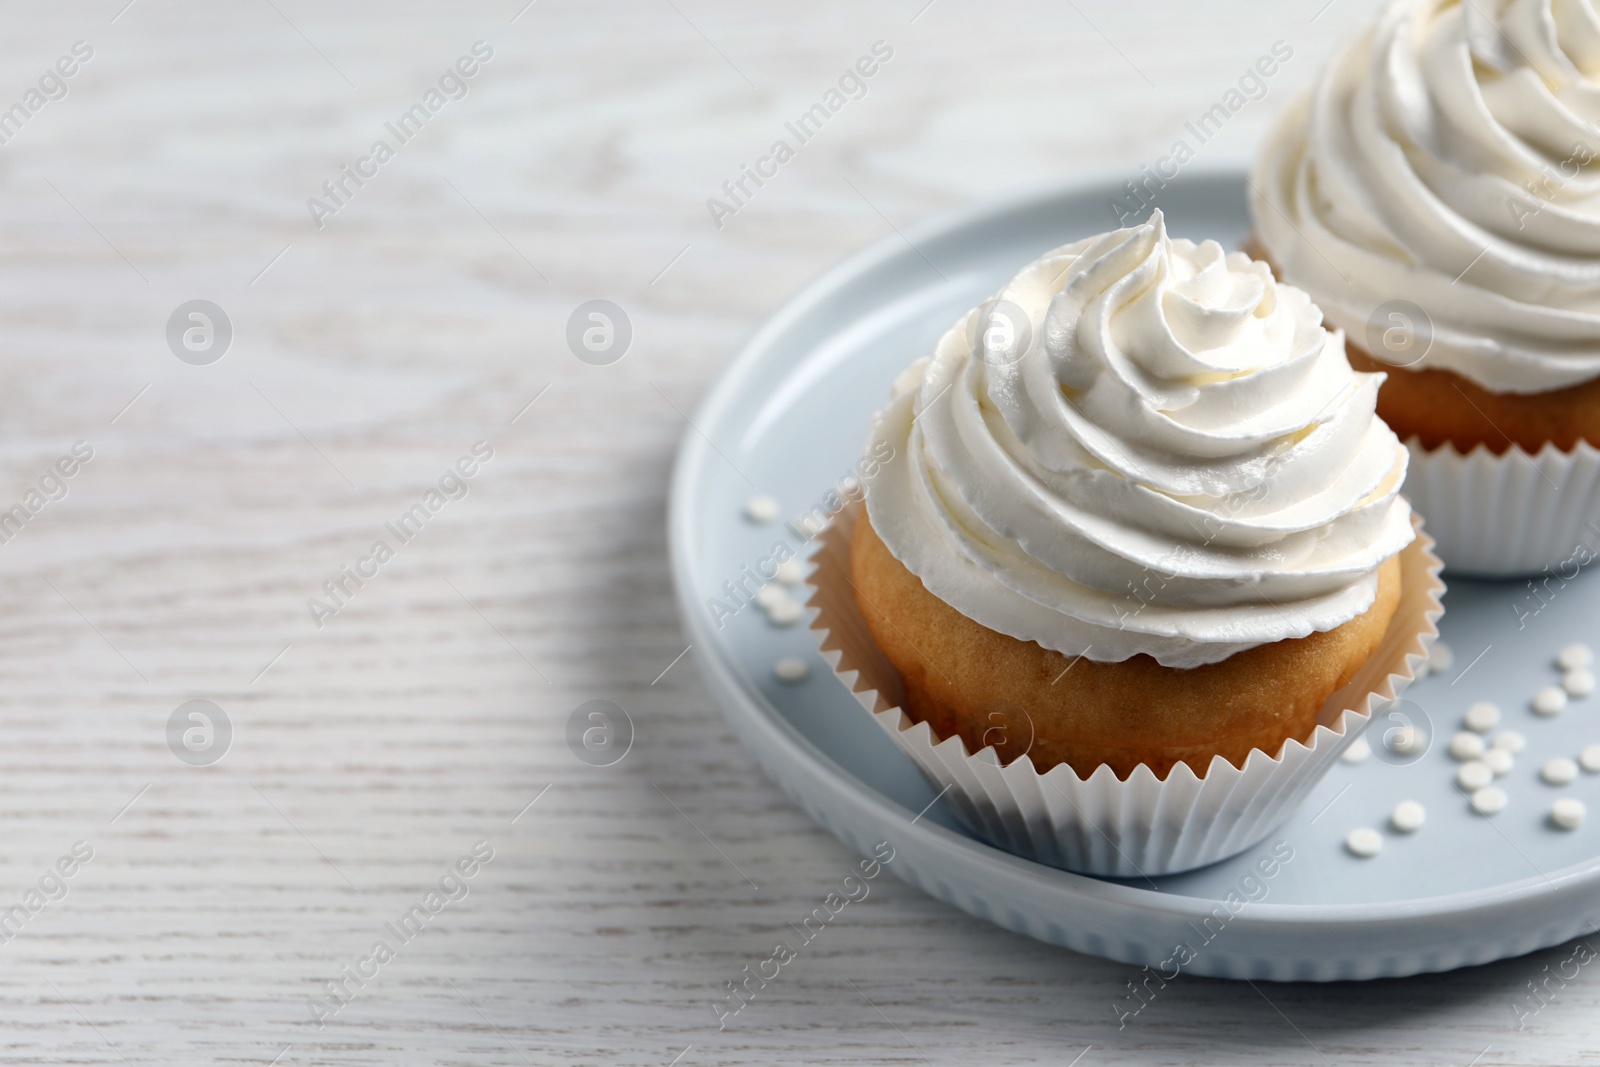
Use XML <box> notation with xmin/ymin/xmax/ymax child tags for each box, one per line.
<box><xmin>810</xmin><ymin>213</ymin><xmax>1442</xmax><ymax>875</ymax></box>
<box><xmin>1250</xmin><ymin>0</ymin><xmax>1600</xmax><ymax>575</ymax></box>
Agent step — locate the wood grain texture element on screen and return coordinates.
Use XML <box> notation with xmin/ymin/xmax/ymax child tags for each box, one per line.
<box><xmin>0</xmin><ymin>0</ymin><xmax>1581</xmax><ymax>1063</ymax></box>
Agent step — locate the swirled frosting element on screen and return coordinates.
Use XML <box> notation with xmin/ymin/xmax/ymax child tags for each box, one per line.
<box><xmin>1253</xmin><ymin>0</ymin><xmax>1600</xmax><ymax>393</ymax></box>
<box><xmin>861</xmin><ymin>213</ymin><xmax>1414</xmax><ymax>668</ymax></box>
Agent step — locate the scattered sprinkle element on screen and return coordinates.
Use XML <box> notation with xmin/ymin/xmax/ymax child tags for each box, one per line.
<box><xmin>773</xmin><ymin>657</ymin><xmax>808</xmax><ymax>683</ymax></box>
<box><xmin>767</xmin><ymin>598</ymin><xmax>803</xmax><ymax>626</ymax></box>
<box><xmin>774</xmin><ymin>558</ymin><xmax>805</xmax><ymax>586</ymax></box>
<box><xmin>1567</xmin><ymin>669</ymin><xmax>1596</xmax><ymax>698</ymax></box>
<box><xmin>1457</xmin><ymin>761</ymin><xmax>1494</xmax><ymax>791</ymax></box>
<box><xmin>1472</xmin><ymin>786</ymin><xmax>1508</xmax><ymax>816</ymax></box>
<box><xmin>1465</xmin><ymin>702</ymin><xmax>1501</xmax><ymax>733</ymax></box>
<box><xmin>1340</xmin><ymin>736</ymin><xmax>1371</xmax><ymax>764</ymax></box>
<box><xmin>1493</xmin><ymin>730</ymin><xmax>1527</xmax><ymax>754</ymax></box>
<box><xmin>1581</xmin><ymin>744</ymin><xmax>1600</xmax><ymax>773</ymax></box>
<box><xmin>1391</xmin><ymin>800</ymin><xmax>1426</xmax><ymax>833</ymax></box>
<box><xmin>755</xmin><ymin>584</ymin><xmax>787</xmax><ymax>610</ymax></box>
<box><xmin>1534</xmin><ymin>686</ymin><xmax>1569</xmax><ymax>716</ymax></box>
<box><xmin>1427</xmin><ymin>640</ymin><xmax>1454</xmax><ymax>673</ymax></box>
<box><xmin>744</xmin><ymin>495</ymin><xmax>780</xmax><ymax>524</ymax></box>
<box><xmin>1559</xmin><ymin>643</ymin><xmax>1594</xmax><ymax>671</ymax></box>
<box><xmin>1448</xmin><ymin>732</ymin><xmax>1486</xmax><ymax>761</ymax></box>
<box><xmin>1485</xmin><ymin>747</ymin><xmax>1515</xmax><ymax>776</ymax></box>
<box><xmin>1345</xmin><ymin>828</ymin><xmax>1383</xmax><ymax>858</ymax></box>
<box><xmin>1552</xmin><ymin>798</ymin><xmax>1587</xmax><ymax>830</ymax></box>
<box><xmin>1542</xmin><ymin>757</ymin><xmax>1579</xmax><ymax>786</ymax></box>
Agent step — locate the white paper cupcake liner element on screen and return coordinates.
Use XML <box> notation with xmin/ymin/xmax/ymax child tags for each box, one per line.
<box><xmin>1402</xmin><ymin>437</ymin><xmax>1600</xmax><ymax>578</ymax></box>
<box><xmin>808</xmin><ymin>501</ymin><xmax>1444</xmax><ymax>877</ymax></box>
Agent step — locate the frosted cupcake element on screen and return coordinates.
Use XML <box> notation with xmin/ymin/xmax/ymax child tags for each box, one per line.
<box><xmin>1251</xmin><ymin>0</ymin><xmax>1600</xmax><ymax>575</ymax></box>
<box><xmin>809</xmin><ymin>213</ymin><xmax>1442</xmax><ymax>875</ymax></box>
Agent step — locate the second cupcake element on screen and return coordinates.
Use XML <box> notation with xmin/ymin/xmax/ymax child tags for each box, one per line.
<box><xmin>1251</xmin><ymin>0</ymin><xmax>1600</xmax><ymax>575</ymax></box>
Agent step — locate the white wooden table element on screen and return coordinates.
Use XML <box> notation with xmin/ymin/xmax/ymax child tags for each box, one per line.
<box><xmin>0</xmin><ymin>0</ymin><xmax>1581</xmax><ymax>1062</ymax></box>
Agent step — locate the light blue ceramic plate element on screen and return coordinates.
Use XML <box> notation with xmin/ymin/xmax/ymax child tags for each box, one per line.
<box><xmin>667</xmin><ymin>170</ymin><xmax>1600</xmax><ymax>980</ymax></box>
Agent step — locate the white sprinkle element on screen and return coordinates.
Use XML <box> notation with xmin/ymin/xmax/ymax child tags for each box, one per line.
<box><xmin>1448</xmin><ymin>732</ymin><xmax>1486</xmax><ymax>761</ymax></box>
<box><xmin>1581</xmin><ymin>744</ymin><xmax>1600</xmax><ymax>773</ymax></box>
<box><xmin>1542</xmin><ymin>757</ymin><xmax>1579</xmax><ymax>786</ymax></box>
<box><xmin>1388</xmin><ymin>725</ymin><xmax>1426</xmax><ymax>755</ymax></box>
<box><xmin>1566</xmin><ymin>669</ymin><xmax>1596</xmax><ymax>697</ymax></box>
<box><xmin>767</xmin><ymin>598</ymin><xmax>802</xmax><ymax>626</ymax></box>
<box><xmin>1427</xmin><ymin>640</ymin><xmax>1454</xmax><ymax>673</ymax></box>
<box><xmin>755</xmin><ymin>584</ymin><xmax>787</xmax><ymax>610</ymax></box>
<box><xmin>1340</xmin><ymin>736</ymin><xmax>1371</xmax><ymax>764</ymax></box>
<box><xmin>1484</xmin><ymin>747</ymin><xmax>1515</xmax><ymax>776</ymax></box>
<box><xmin>773</xmin><ymin>657</ymin><xmax>808</xmax><ymax>683</ymax></box>
<box><xmin>1465</xmin><ymin>702</ymin><xmax>1501</xmax><ymax>732</ymax></box>
<box><xmin>1552</xmin><ymin>798</ymin><xmax>1587</xmax><ymax>830</ymax></box>
<box><xmin>774</xmin><ymin>558</ymin><xmax>805</xmax><ymax>586</ymax></box>
<box><xmin>1391</xmin><ymin>800</ymin><xmax>1426</xmax><ymax>833</ymax></box>
<box><xmin>744</xmin><ymin>495</ymin><xmax>780</xmax><ymax>524</ymax></box>
<box><xmin>1534</xmin><ymin>686</ymin><xmax>1569</xmax><ymax>716</ymax></box>
<box><xmin>1559</xmin><ymin>643</ymin><xmax>1594</xmax><ymax>670</ymax></box>
<box><xmin>1345</xmin><ymin>828</ymin><xmax>1383</xmax><ymax>857</ymax></box>
<box><xmin>1457</xmin><ymin>761</ymin><xmax>1494</xmax><ymax>791</ymax></box>
<box><xmin>1472</xmin><ymin>786</ymin><xmax>1508</xmax><ymax>816</ymax></box>
<box><xmin>1492</xmin><ymin>730</ymin><xmax>1527</xmax><ymax>754</ymax></box>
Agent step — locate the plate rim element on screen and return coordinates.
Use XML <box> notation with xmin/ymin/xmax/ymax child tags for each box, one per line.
<box><xmin>666</xmin><ymin>165</ymin><xmax>1600</xmax><ymax>934</ymax></box>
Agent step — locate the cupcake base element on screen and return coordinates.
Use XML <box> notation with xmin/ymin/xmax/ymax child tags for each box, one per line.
<box><xmin>1345</xmin><ymin>344</ymin><xmax>1600</xmax><ymax>455</ymax></box>
<box><xmin>810</xmin><ymin>500</ymin><xmax>1443</xmax><ymax>877</ymax></box>
<box><xmin>850</xmin><ymin>510</ymin><xmax>1402</xmax><ymax>780</ymax></box>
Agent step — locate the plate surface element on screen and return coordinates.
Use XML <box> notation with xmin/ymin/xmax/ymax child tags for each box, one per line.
<box><xmin>667</xmin><ymin>170</ymin><xmax>1600</xmax><ymax>980</ymax></box>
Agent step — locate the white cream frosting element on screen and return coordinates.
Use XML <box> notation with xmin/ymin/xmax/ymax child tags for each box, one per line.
<box><xmin>1253</xmin><ymin>0</ymin><xmax>1600</xmax><ymax>394</ymax></box>
<box><xmin>861</xmin><ymin>213</ymin><xmax>1414</xmax><ymax>668</ymax></box>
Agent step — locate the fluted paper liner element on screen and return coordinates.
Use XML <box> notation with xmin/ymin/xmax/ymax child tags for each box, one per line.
<box><xmin>1403</xmin><ymin>437</ymin><xmax>1600</xmax><ymax>578</ymax></box>
<box><xmin>808</xmin><ymin>500</ymin><xmax>1445</xmax><ymax>877</ymax></box>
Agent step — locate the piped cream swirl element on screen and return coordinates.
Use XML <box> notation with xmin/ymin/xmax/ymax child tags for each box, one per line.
<box><xmin>1254</xmin><ymin>0</ymin><xmax>1600</xmax><ymax>393</ymax></box>
<box><xmin>862</xmin><ymin>214</ymin><xmax>1414</xmax><ymax>668</ymax></box>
